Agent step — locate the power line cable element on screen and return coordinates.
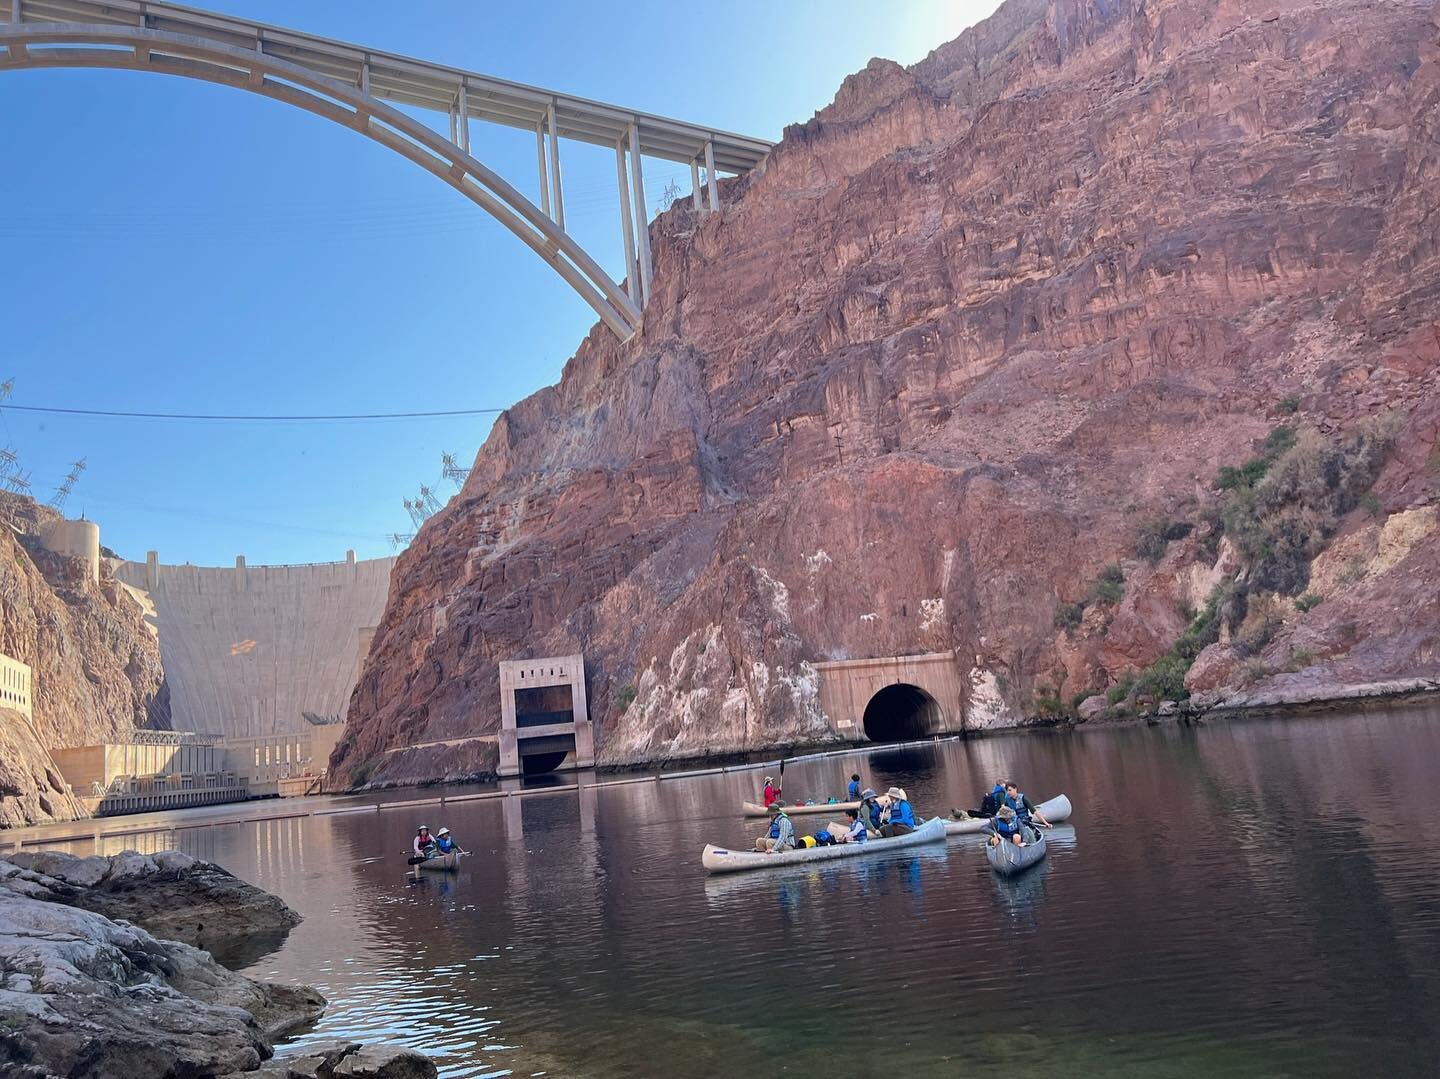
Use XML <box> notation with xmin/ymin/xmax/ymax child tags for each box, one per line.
<box><xmin>2</xmin><ymin>404</ymin><xmax>505</xmax><ymax>423</ymax></box>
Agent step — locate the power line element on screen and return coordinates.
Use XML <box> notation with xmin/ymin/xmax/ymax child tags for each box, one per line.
<box><xmin>2</xmin><ymin>404</ymin><xmax>505</xmax><ymax>423</ymax></box>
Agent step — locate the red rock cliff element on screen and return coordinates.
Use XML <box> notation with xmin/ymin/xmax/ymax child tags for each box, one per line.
<box><xmin>0</xmin><ymin>495</ymin><xmax>169</xmax><ymax>827</ymax></box>
<box><xmin>334</xmin><ymin>0</ymin><xmax>1440</xmax><ymax>786</ymax></box>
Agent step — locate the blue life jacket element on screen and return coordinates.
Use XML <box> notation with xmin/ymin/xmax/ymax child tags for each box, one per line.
<box><xmin>993</xmin><ymin>815</ymin><xmax>1022</xmax><ymax>838</ymax></box>
<box><xmin>889</xmin><ymin>799</ymin><xmax>916</xmax><ymax>828</ymax></box>
<box><xmin>436</xmin><ymin>836</ymin><xmax>455</xmax><ymax>853</ymax></box>
<box><xmin>847</xmin><ymin>779</ymin><xmax>861</xmax><ymax>800</ymax></box>
<box><xmin>768</xmin><ymin>817</ymin><xmax>783</xmax><ymax>839</ymax></box>
<box><xmin>1006</xmin><ymin>791</ymin><xmax>1033</xmax><ymax>822</ymax></box>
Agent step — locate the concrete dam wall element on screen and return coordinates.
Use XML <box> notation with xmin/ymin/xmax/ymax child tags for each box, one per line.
<box><xmin>114</xmin><ymin>552</ymin><xmax>395</xmax><ymax>739</ymax></box>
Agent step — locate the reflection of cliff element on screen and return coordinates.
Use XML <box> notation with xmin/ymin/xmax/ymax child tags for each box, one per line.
<box><xmin>337</xmin><ymin>0</ymin><xmax>1440</xmax><ymax>788</ymax></box>
<box><xmin>0</xmin><ymin>494</ymin><xmax>168</xmax><ymax>827</ymax></box>
<box><xmin>115</xmin><ymin>553</ymin><xmax>393</xmax><ymax>738</ymax></box>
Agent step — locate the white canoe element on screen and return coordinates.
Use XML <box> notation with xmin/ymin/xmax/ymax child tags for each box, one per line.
<box><xmin>944</xmin><ymin>793</ymin><xmax>1072</xmax><ymax>835</ymax></box>
<box><xmin>742</xmin><ymin>799</ymin><xmax>860</xmax><ymax>817</ymax></box>
<box><xmin>702</xmin><ymin>815</ymin><xmax>945</xmax><ymax>874</ymax></box>
<box><xmin>414</xmin><ymin>852</ymin><xmax>461</xmax><ymax>871</ymax></box>
<box><xmin>986</xmin><ymin>828</ymin><xmax>1048</xmax><ymax>876</ymax></box>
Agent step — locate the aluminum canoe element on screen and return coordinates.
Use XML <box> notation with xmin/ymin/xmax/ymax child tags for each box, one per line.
<box><xmin>945</xmin><ymin>793</ymin><xmax>1072</xmax><ymax>835</ymax></box>
<box><xmin>414</xmin><ymin>851</ymin><xmax>461</xmax><ymax>871</ymax></box>
<box><xmin>985</xmin><ymin>829</ymin><xmax>1048</xmax><ymax>876</ymax></box>
<box><xmin>702</xmin><ymin>815</ymin><xmax>945</xmax><ymax>874</ymax></box>
<box><xmin>742</xmin><ymin>799</ymin><xmax>861</xmax><ymax>817</ymax></box>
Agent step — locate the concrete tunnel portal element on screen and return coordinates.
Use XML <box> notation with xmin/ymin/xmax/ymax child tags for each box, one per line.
<box><xmin>862</xmin><ymin>683</ymin><xmax>943</xmax><ymax>743</ymax></box>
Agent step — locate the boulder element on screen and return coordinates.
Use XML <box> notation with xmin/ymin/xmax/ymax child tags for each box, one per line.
<box><xmin>1156</xmin><ymin>700</ymin><xmax>1180</xmax><ymax>717</ymax></box>
<box><xmin>332</xmin><ymin>1043</ymin><xmax>438</xmax><ymax>1079</ymax></box>
<box><xmin>1077</xmin><ymin>695</ymin><xmax>1108</xmax><ymax>722</ymax></box>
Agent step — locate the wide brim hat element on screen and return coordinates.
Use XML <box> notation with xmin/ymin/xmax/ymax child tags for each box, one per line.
<box><xmin>437</xmin><ymin>828</ymin><xmax>451</xmax><ymax>836</ymax></box>
<box><xmin>996</xmin><ymin>805</ymin><xmax>1017</xmax><ymax>821</ymax></box>
<box><xmin>861</xmin><ymin>788</ymin><xmax>877</xmax><ymax>799</ymax></box>
<box><xmin>886</xmin><ymin>787</ymin><xmax>907</xmax><ymax>802</ymax></box>
<box><xmin>770</xmin><ymin>802</ymin><xmax>788</xmax><ymax>814</ymax></box>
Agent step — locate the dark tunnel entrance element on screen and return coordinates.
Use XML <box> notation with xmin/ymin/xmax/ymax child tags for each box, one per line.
<box><xmin>862</xmin><ymin>683</ymin><xmax>941</xmax><ymax>742</ymax></box>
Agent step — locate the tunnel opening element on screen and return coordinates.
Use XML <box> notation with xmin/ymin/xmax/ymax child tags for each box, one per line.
<box><xmin>862</xmin><ymin>683</ymin><xmax>941</xmax><ymax>743</ymax></box>
<box><xmin>520</xmin><ymin>750</ymin><xmax>570</xmax><ymax>775</ymax></box>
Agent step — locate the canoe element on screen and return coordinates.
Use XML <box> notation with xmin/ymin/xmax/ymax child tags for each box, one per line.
<box><xmin>945</xmin><ymin>793</ymin><xmax>1072</xmax><ymax>836</ymax></box>
<box><xmin>985</xmin><ymin>828</ymin><xmax>1048</xmax><ymax>876</ymax></box>
<box><xmin>742</xmin><ymin>799</ymin><xmax>860</xmax><ymax>817</ymax></box>
<box><xmin>702</xmin><ymin>815</ymin><xmax>945</xmax><ymax>874</ymax></box>
<box><xmin>414</xmin><ymin>852</ymin><xmax>461</xmax><ymax>871</ymax></box>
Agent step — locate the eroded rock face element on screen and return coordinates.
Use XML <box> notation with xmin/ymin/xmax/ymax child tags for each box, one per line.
<box><xmin>0</xmin><ymin>493</ymin><xmax>168</xmax><ymax>827</ymax></box>
<box><xmin>335</xmin><ymin>0</ymin><xmax>1440</xmax><ymax>786</ymax></box>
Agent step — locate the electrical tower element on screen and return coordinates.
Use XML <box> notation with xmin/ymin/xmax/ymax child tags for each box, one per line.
<box><xmin>441</xmin><ymin>452</ymin><xmax>470</xmax><ymax>490</ymax></box>
<box><xmin>48</xmin><ymin>457</ymin><xmax>87</xmax><ymax>511</ymax></box>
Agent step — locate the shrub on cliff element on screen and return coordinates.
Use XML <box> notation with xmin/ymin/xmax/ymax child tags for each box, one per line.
<box><xmin>1216</xmin><ymin>416</ymin><xmax>1402</xmax><ymax>594</ymax></box>
<box><xmin>1135</xmin><ymin>519</ymin><xmax>1194</xmax><ymax>564</ymax></box>
<box><xmin>1088</xmin><ymin>564</ymin><xmax>1126</xmax><ymax>606</ymax></box>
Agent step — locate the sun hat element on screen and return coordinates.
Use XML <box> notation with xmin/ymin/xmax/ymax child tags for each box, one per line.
<box><xmin>770</xmin><ymin>801</ymin><xmax>788</xmax><ymax>814</ymax></box>
<box><xmin>417</xmin><ymin>825</ymin><xmax>429</xmax><ymax>831</ymax></box>
<box><xmin>437</xmin><ymin>827</ymin><xmax>451</xmax><ymax>836</ymax></box>
<box><xmin>996</xmin><ymin>805</ymin><xmax>1016</xmax><ymax>821</ymax></box>
<box><xmin>861</xmin><ymin>788</ymin><xmax>877</xmax><ymax>799</ymax></box>
<box><xmin>886</xmin><ymin>786</ymin><xmax>907</xmax><ymax>802</ymax></box>
<box><xmin>764</xmin><ymin>776</ymin><xmax>773</xmax><ymax>783</ymax></box>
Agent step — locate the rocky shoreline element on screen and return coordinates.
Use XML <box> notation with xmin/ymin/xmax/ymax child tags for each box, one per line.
<box><xmin>0</xmin><ymin>850</ymin><xmax>435</xmax><ymax>1078</ymax></box>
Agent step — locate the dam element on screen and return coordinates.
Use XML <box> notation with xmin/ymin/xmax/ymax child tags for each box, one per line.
<box><xmin>114</xmin><ymin>550</ymin><xmax>394</xmax><ymax>739</ymax></box>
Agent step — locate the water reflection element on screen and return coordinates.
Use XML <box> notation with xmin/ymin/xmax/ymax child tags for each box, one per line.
<box><xmin>16</xmin><ymin>702</ymin><xmax>1440</xmax><ymax>1076</ymax></box>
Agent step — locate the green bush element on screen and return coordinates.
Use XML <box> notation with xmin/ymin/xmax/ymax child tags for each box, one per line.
<box><xmin>614</xmin><ymin>684</ymin><xmax>637</xmax><ymax>713</ymax></box>
<box><xmin>1106</xmin><ymin>674</ymin><xmax>1136</xmax><ymax>705</ymax></box>
<box><xmin>1088</xmin><ymin>564</ymin><xmax>1126</xmax><ymax>606</ymax></box>
<box><xmin>1071</xmin><ymin>690</ymin><xmax>1092</xmax><ymax>710</ymax></box>
<box><xmin>1053</xmin><ymin>601</ymin><xmax>1086</xmax><ymax>632</ymax></box>
<box><xmin>1033</xmin><ymin>685</ymin><xmax>1067</xmax><ymax>718</ymax></box>
<box><xmin>1359</xmin><ymin>491</ymin><xmax>1383</xmax><ymax>518</ymax></box>
<box><xmin>1278</xmin><ymin>396</ymin><xmax>1300</xmax><ymax>415</ymax></box>
<box><xmin>1296</xmin><ymin>592</ymin><xmax>1323</xmax><ymax>613</ymax></box>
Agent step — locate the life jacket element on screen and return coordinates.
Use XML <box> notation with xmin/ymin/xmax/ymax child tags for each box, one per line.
<box><xmin>436</xmin><ymin>837</ymin><xmax>455</xmax><ymax>853</ymax></box>
<box><xmin>1006</xmin><ymin>791</ymin><xmax>1032</xmax><ymax>821</ymax></box>
<box><xmin>994</xmin><ymin>815</ymin><xmax>1021</xmax><ymax>838</ymax></box>
<box><xmin>860</xmin><ymin>799</ymin><xmax>882</xmax><ymax>830</ymax></box>
<box><xmin>889</xmin><ymin>799</ymin><xmax>916</xmax><ymax>828</ymax></box>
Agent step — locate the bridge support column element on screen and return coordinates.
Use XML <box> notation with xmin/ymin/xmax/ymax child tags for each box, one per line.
<box><xmin>547</xmin><ymin>100</ymin><xmax>565</xmax><ymax>230</ymax></box>
<box><xmin>535</xmin><ymin>118</ymin><xmax>550</xmax><ymax>218</ymax></box>
<box><xmin>704</xmin><ymin>138</ymin><xmax>720</xmax><ymax>213</ymax></box>
<box><xmin>690</xmin><ymin>157</ymin><xmax>703</xmax><ymax>211</ymax></box>
<box><xmin>629</xmin><ymin>122</ymin><xmax>653</xmax><ymax>304</ymax></box>
<box><xmin>615</xmin><ymin>138</ymin><xmax>639</xmax><ymax>305</ymax></box>
<box><xmin>457</xmin><ymin>83</ymin><xmax>469</xmax><ymax>154</ymax></box>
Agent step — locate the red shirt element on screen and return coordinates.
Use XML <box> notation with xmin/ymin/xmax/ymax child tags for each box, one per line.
<box><xmin>764</xmin><ymin>784</ymin><xmax>779</xmax><ymax>806</ymax></box>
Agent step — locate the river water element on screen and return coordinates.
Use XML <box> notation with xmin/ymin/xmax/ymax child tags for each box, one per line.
<box><xmin>31</xmin><ymin>703</ymin><xmax>1440</xmax><ymax>1076</ymax></box>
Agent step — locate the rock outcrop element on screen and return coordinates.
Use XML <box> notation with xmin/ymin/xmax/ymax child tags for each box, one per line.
<box><xmin>335</xmin><ymin>0</ymin><xmax>1440</xmax><ymax>786</ymax></box>
<box><xmin>6</xmin><ymin>848</ymin><xmax>302</xmax><ymax>967</ymax></box>
<box><xmin>0</xmin><ymin>493</ymin><xmax>168</xmax><ymax>827</ymax></box>
<box><xmin>0</xmin><ymin>854</ymin><xmax>323</xmax><ymax>1077</ymax></box>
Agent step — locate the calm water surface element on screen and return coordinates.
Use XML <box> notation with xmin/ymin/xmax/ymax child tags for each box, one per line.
<box><xmin>39</xmin><ymin>704</ymin><xmax>1440</xmax><ymax>1076</ymax></box>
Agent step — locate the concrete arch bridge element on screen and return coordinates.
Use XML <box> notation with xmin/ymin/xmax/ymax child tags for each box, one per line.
<box><xmin>0</xmin><ymin>0</ymin><xmax>773</xmax><ymax>340</ymax></box>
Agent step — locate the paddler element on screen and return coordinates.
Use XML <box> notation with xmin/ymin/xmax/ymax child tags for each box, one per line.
<box><xmin>878</xmin><ymin>786</ymin><xmax>916</xmax><ymax>838</ymax></box>
<box><xmin>413</xmin><ymin>825</ymin><xmax>436</xmax><ymax>858</ymax></box>
<box><xmin>989</xmin><ymin>804</ymin><xmax>1026</xmax><ymax>846</ymax></box>
<box><xmin>858</xmin><ymin>788</ymin><xmax>884</xmax><ymax>834</ymax></box>
<box><xmin>755</xmin><ymin>802</ymin><xmax>796</xmax><ymax>853</ymax></box>
<box><xmin>846</xmin><ymin>773</ymin><xmax>862</xmax><ymax>800</ymax></box>
<box><xmin>434</xmin><ymin>827</ymin><xmax>458</xmax><ymax>855</ymax></box>
<box><xmin>762</xmin><ymin>776</ymin><xmax>781</xmax><ymax>808</ymax></box>
<box><xmin>1004</xmin><ymin>782</ymin><xmax>1053</xmax><ymax>829</ymax></box>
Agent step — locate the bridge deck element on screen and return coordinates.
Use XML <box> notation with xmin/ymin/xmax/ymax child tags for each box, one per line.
<box><xmin>14</xmin><ymin>0</ymin><xmax>774</xmax><ymax>171</ymax></box>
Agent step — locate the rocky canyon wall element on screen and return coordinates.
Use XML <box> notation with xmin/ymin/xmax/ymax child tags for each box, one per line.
<box><xmin>0</xmin><ymin>495</ymin><xmax>168</xmax><ymax>827</ymax></box>
<box><xmin>334</xmin><ymin>0</ymin><xmax>1440</xmax><ymax>787</ymax></box>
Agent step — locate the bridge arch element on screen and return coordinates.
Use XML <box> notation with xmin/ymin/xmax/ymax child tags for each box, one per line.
<box><xmin>0</xmin><ymin>21</ymin><xmax>645</xmax><ymax>338</ymax></box>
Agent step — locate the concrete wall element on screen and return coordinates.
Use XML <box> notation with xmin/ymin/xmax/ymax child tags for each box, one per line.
<box><xmin>0</xmin><ymin>654</ymin><xmax>33</xmax><ymax>720</ymax></box>
<box><xmin>498</xmin><ymin>654</ymin><xmax>594</xmax><ymax>777</ymax></box>
<box><xmin>814</xmin><ymin>652</ymin><xmax>967</xmax><ymax>739</ymax></box>
<box><xmin>114</xmin><ymin>552</ymin><xmax>394</xmax><ymax>738</ymax></box>
<box><xmin>37</xmin><ymin>518</ymin><xmax>100</xmax><ymax>585</ymax></box>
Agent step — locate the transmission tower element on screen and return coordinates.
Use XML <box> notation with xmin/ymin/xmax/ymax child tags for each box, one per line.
<box><xmin>441</xmin><ymin>452</ymin><xmax>470</xmax><ymax>490</ymax></box>
<box><xmin>2</xmin><ymin>470</ymin><xmax>32</xmax><ymax>494</ymax></box>
<box><xmin>417</xmin><ymin>485</ymin><xmax>442</xmax><ymax>516</ymax></box>
<box><xmin>48</xmin><ymin>457</ymin><xmax>87</xmax><ymax>511</ymax></box>
<box><xmin>387</xmin><ymin>532</ymin><xmax>414</xmax><ymax>550</ymax></box>
<box><xmin>402</xmin><ymin>498</ymin><xmax>427</xmax><ymax>529</ymax></box>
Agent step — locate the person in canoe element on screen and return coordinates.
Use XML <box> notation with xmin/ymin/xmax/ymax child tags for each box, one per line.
<box><xmin>755</xmin><ymin>802</ymin><xmax>797</xmax><ymax>853</ymax></box>
<box><xmin>762</xmin><ymin>776</ymin><xmax>782</xmax><ymax>808</ymax></box>
<box><xmin>879</xmin><ymin>786</ymin><xmax>916</xmax><ymax>838</ymax></box>
<box><xmin>846</xmin><ymin>773</ymin><xmax>862</xmax><ymax>800</ymax></box>
<box><xmin>839</xmin><ymin>807</ymin><xmax>868</xmax><ymax>844</ymax></box>
<box><xmin>858</xmin><ymin>788</ymin><xmax>885</xmax><ymax>834</ymax></box>
<box><xmin>1004</xmin><ymin>782</ymin><xmax>1054</xmax><ymax>829</ymax></box>
<box><xmin>989</xmin><ymin>804</ymin><xmax>1027</xmax><ymax>846</ymax></box>
<box><xmin>434</xmin><ymin>828</ymin><xmax>463</xmax><ymax>855</ymax></box>
<box><xmin>413</xmin><ymin>825</ymin><xmax>437</xmax><ymax>858</ymax></box>
<box><xmin>954</xmin><ymin>780</ymin><xmax>1006</xmax><ymax>820</ymax></box>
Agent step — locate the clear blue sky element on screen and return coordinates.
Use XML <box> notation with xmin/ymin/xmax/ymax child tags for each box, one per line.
<box><xmin>0</xmin><ymin>1</ymin><xmax>1001</xmax><ymax>566</ymax></box>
